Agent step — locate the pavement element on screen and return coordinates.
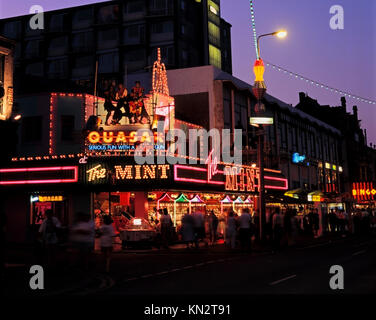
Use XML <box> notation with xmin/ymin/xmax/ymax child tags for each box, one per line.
<box><xmin>2</xmin><ymin>232</ymin><xmax>375</xmax><ymax>297</ymax></box>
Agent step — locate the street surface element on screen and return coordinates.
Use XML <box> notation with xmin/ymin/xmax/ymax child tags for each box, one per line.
<box><xmin>2</xmin><ymin>235</ymin><xmax>376</xmax><ymax>297</ymax></box>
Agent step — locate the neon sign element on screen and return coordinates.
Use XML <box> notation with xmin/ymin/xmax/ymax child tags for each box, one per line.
<box><xmin>352</xmin><ymin>182</ymin><xmax>376</xmax><ymax>201</ymax></box>
<box><xmin>292</xmin><ymin>153</ymin><xmax>306</xmax><ymax>164</ymax></box>
<box><xmin>205</xmin><ymin>149</ymin><xmax>218</xmax><ymax>182</ymax></box>
<box><xmin>86</xmin><ymin>165</ymin><xmax>107</xmax><ymax>182</ymax></box>
<box><xmin>0</xmin><ymin>166</ymin><xmax>78</xmax><ymax>185</ymax></box>
<box><xmin>87</xmin><ymin>131</ymin><xmax>163</xmax><ymax>144</ymax></box>
<box><xmin>38</xmin><ymin>195</ymin><xmax>64</xmax><ymax>202</ymax></box>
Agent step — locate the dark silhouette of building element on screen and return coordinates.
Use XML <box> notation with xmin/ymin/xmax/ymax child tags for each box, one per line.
<box><xmin>0</xmin><ymin>0</ymin><xmax>232</xmax><ymax>96</ymax></box>
<box><xmin>296</xmin><ymin>92</ymin><xmax>376</xmax><ymax>194</ymax></box>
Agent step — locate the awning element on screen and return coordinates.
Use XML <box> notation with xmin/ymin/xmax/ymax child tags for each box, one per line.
<box><xmin>307</xmin><ymin>191</ymin><xmax>324</xmax><ymax>202</ymax></box>
<box><xmin>284</xmin><ymin>188</ymin><xmax>306</xmax><ymax>199</ymax></box>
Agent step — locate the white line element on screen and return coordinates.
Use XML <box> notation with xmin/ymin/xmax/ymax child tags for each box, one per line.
<box><xmin>269</xmin><ymin>274</ymin><xmax>297</xmax><ymax>286</ymax></box>
<box><xmin>352</xmin><ymin>249</ymin><xmax>366</xmax><ymax>256</ymax></box>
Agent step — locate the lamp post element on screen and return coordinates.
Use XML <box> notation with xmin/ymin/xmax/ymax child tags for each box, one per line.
<box><xmin>250</xmin><ymin>30</ymin><xmax>287</xmax><ymax>241</ymax></box>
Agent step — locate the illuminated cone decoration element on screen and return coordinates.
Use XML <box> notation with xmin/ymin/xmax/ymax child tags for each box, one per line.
<box><xmin>253</xmin><ymin>58</ymin><xmax>267</xmax><ymax>113</ymax></box>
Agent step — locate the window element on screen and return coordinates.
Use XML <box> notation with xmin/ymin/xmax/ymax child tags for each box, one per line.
<box><xmin>72</xmin><ymin>8</ymin><xmax>93</xmax><ymax>29</ymax></box>
<box><xmin>150</xmin><ymin>0</ymin><xmax>173</xmax><ymax>15</ymax></box>
<box><xmin>22</xmin><ymin>116</ymin><xmax>43</xmax><ymax>142</ymax></box>
<box><xmin>97</xmin><ymin>29</ymin><xmax>119</xmax><ymax>49</ymax></box>
<box><xmin>209</xmin><ymin>44</ymin><xmax>221</xmax><ymax>69</ymax></box>
<box><xmin>72</xmin><ymin>56</ymin><xmax>94</xmax><ymax>78</ymax></box>
<box><xmin>48</xmin><ymin>36</ymin><xmax>68</xmax><ymax>56</ymax></box>
<box><xmin>125</xmin><ymin>49</ymin><xmax>145</xmax><ymax>62</ymax></box>
<box><xmin>61</xmin><ymin>115</ymin><xmax>75</xmax><ymax>141</ymax></box>
<box><xmin>98</xmin><ymin>52</ymin><xmax>119</xmax><ymax>73</ymax></box>
<box><xmin>25</xmin><ymin>62</ymin><xmax>44</xmax><ymax>77</ymax></box>
<box><xmin>124</xmin><ymin>24</ymin><xmax>145</xmax><ymax>44</ymax></box>
<box><xmin>208</xmin><ymin>22</ymin><xmax>220</xmax><ymax>47</ymax></box>
<box><xmin>151</xmin><ymin>46</ymin><xmax>174</xmax><ymax>65</ymax></box>
<box><xmin>181</xmin><ymin>24</ymin><xmax>185</xmax><ymax>35</ymax></box>
<box><xmin>98</xmin><ymin>5</ymin><xmax>119</xmax><ymax>24</ymax></box>
<box><xmin>181</xmin><ymin>0</ymin><xmax>186</xmax><ymax>10</ymax></box>
<box><xmin>47</xmin><ymin>59</ymin><xmax>68</xmax><ymax>79</ymax></box>
<box><xmin>25</xmin><ymin>40</ymin><xmax>41</xmax><ymax>58</ymax></box>
<box><xmin>151</xmin><ymin>21</ymin><xmax>173</xmax><ymax>34</ymax></box>
<box><xmin>72</xmin><ymin>32</ymin><xmax>94</xmax><ymax>52</ymax></box>
<box><xmin>50</xmin><ymin>14</ymin><xmax>65</xmax><ymax>32</ymax></box>
<box><xmin>2</xmin><ymin>21</ymin><xmax>21</xmax><ymax>39</ymax></box>
<box><xmin>125</xmin><ymin>0</ymin><xmax>145</xmax><ymax>14</ymax></box>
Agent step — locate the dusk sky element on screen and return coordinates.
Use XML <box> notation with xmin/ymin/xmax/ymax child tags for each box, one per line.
<box><xmin>1</xmin><ymin>0</ymin><xmax>375</xmax><ymax>142</ymax></box>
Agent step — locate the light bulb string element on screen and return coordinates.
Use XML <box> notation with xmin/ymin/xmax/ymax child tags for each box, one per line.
<box><xmin>250</xmin><ymin>0</ymin><xmax>259</xmax><ymax>60</ymax></box>
<box><xmin>264</xmin><ymin>60</ymin><xmax>376</xmax><ymax>105</ymax></box>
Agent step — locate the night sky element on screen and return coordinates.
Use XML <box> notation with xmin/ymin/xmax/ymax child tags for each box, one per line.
<box><xmin>1</xmin><ymin>0</ymin><xmax>375</xmax><ymax>142</ymax></box>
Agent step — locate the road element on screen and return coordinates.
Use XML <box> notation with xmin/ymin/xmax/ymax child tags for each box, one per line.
<box><xmin>2</xmin><ymin>235</ymin><xmax>376</xmax><ymax>297</ymax></box>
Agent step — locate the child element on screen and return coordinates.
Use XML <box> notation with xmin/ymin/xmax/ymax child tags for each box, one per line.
<box><xmin>99</xmin><ymin>215</ymin><xmax>116</xmax><ymax>273</ymax></box>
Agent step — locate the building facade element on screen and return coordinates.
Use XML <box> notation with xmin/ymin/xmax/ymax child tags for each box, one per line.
<box><xmin>0</xmin><ymin>0</ymin><xmax>232</xmax><ymax>95</ymax></box>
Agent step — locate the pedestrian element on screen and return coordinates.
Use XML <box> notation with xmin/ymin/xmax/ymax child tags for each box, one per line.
<box><xmin>312</xmin><ymin>209</ymin><xmax>320</xmax><ymax>237</ymax></box>
<box><xmin>225</xmin><ymin>211</ymin><xmax>237</xmax><ymax>249</ymax></box>
<box><xmin>180</xmin><ymin>211</ymin><xmax>195</xmax><ymax>249</ymax></box>
<box><xmin>238</xmin><ymin>208</ymin><xmax>252</xmax><ymax>252</ymax></box>
<box><xmin>272</xmin><ymin>209</ymin><xmax>283</xmax><ymax>252</ymax></box>
<box><xmin>98</xmin><ymin>215</ymin><xmax>116</xmax><ymax>273</ymax></box>
<box><xmin>70</xmin><ymin>212</ymin><xmax>95</xmax><ymax>270</ymax></box>
<box><xmin>208</xmin><ymin>211</ymin><xmax>219</xmax><ymax>246</ymax></box>
<box><xmin>290</xmin><ymin>210</ymin><xmax>299</xmax><ymax>246</ymax></box>
<box><xmin>160</xmin><ymin>208</ymin><xmax>173</xmax><ymax>248</ymax></box>
<box><xmin>38</xmin><ymin>209</ymin><xmax>61</xmax><ymax>267</ymax></box>
<box><xmin>192</xmin><ymin>209</ymin><xmax>207</xmax><ymax>249</ymax></box>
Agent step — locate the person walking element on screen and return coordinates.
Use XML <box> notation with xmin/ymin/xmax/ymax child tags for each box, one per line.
<box><xmin>70</xmin><ymin>212</ymin><xmax>95</xmax><ymax>270</ymax></box>
<box><xmin>192</xmin><ymin>209</ymin><xmax>207</xmax><ymax>249</ymax></box>
<box><xmin>38</xmin><ymin>209</ymin><xmax>61</xmax><ymax>267</ymax></box>
<box><xmin>238</xmin><ymin>208</ymin><xmax>252</xmax><ymax>252</ymax></box>
<box><xmin>180</xmin><ymin>211</ymin><xmax>195</xmax><ymax>249</ymax></box>
<box><xmin>160</xmin><ymin>208</ymin><xmax>173</xmax><ymax>249</ymax></box>
<box><xmin>208</xmin><ymin>211</ymin><xmax>219</xmax><ymax>246</ymax></box>
<box><xmin>98</xmin><ymin>215</ymin><xmax>116</xmax><ymax>273</ymax></box>
<box><xmin>225</xmin><ymin>211</ymin><xmax>237</xmax><ymax>250</ymax></box>
<box><xmin>272</xmin><ymin>209</ymin><xmax>283</xmax><ymax>252</ymax></box>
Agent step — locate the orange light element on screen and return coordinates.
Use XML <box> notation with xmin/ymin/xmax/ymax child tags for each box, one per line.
<box><xmin>253</xmin><ymin>58</ymin><xmax>265</xmax><ymax>82</ymax></box>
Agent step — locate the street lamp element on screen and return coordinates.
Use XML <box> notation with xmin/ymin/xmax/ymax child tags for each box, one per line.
<box><xmin>251</xmin><ymin>30</ymin><xmax>287</xmax><ymax>241</ymax></box>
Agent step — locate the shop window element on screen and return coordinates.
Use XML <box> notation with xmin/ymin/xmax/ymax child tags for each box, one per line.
<box><xmin>22</xmin><ymin>116</ymin><xmax>42</xmax><ymax>143</ymax></box>
<box><xmin>97</xmin><ymin>5</ymin><xmax>120</xmax><ymax>24</ymax></box>
<box><xmin>209</xmin><ymin>44</ymin><xmax>221</xmax><ymax>69</ymax></box>
<box><xmin>98</xmin><ymin>52</ymin><xmax>119</xmax><ymax>73</ymax></box>
<box><xmin>61</xmin><ymin>115</ymin><xmax>75</xmax><ymax>141</ymax></box>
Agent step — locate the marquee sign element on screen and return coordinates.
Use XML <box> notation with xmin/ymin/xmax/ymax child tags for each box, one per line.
<box><xmin>0</xmin><ymin>166</ymin><xmax>78</xmax><ymax>185</ymax></box>
<box><xmin>352</xmin><ymin>182</ymin><xmax>376</xmax><ymax>201</ymax></box>
<box><xmin>85</xmin><ymin>163</ymin><xmax>171</xmax><ymax>184</ymax></box>
<box><xmin>174</xmin><ymin>163</ymin><xmax>288</xmax><ymax>193</ymax></box>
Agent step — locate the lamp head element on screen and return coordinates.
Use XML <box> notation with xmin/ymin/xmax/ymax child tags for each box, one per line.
<box><xmin>274</xmin><ymin>30</ymin><xmax>287</xmax><ymax>38</ymax></box>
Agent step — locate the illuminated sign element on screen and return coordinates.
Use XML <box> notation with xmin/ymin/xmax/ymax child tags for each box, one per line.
<box><xmin>250</xmin><ymin>117</ymin><xmax>274</xmax><ymax>125</ymax></box>
<box><xmin>338</xmin><ymin>166</ymin><xmax>343</xmax><ymax>172</ymax></box>
<box><xmin>325</xmin><ymin>162</ymin><xmax>331</xmax><ymax>169</ymax></box>
<box><xmin>87</xmin><ymin>131</ymin><xmax>163</xmax><ymax>144</ymax></box>
<box><xmin>292</xmin><ymin>153</ymin><xmax>306</xmax><ymax>164</ymax></box>
<box><xmin>352</xmin><ymin>182</ymin><xmax>376</xmax><ymax>201</ymax></box>
<box><xmin>174</xmin><ymin>164</ymin><xmax>288</xmax><ymax>192</ymax></box>
<box><xmin>38</xmin><ymin>195</ymin><xmax>64</xmax><ymax>202</ymax></box>
<box><xmin>0</xmin><ymin>166</ymin><xmax>78</xmax><ymax>185</ymax></box>
<box><xmin>85</xmin><ymin>164</ymin><xmax>171</xmax><ymax>183</ymax></box>
<box><xmin>86</xmin><ymin>165</ymin><xmax>107</xmax><ymax>182</ymax></box>
<box><xmin>205</xmin><ymin>149</ymin><xmax>219</xmax><ymax>182</ymax></box>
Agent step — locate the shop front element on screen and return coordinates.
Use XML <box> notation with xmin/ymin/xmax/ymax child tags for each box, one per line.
<box><xmin>1</xmin><ymin>155</ymin><xmax>288</xmax><ymax>243</ymax></box>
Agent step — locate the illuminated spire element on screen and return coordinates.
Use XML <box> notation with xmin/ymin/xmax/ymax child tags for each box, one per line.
<box><xmin>152</xmin><ymin>48</ymin><xmax>169</xmax><ymax>96</ymax></box>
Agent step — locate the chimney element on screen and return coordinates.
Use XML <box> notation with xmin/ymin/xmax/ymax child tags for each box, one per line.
<box><xmin>353</xmin><ymin>105</ymin><xmax>358</xmax><ymax>121</ymax></box>
<box><xmin>341</xmin><ymin>97</ymin><xmax>346</xmax><ymax>112</ymax></box>
<box><xmin>364</xmin><ymin>129</ymin><xmax>368</xmax><ymax>146</ymax></box>
<box><xmin>299</xmin><ymin>92</ymin><xmax>306</xmax><ymax>103</ymax></box>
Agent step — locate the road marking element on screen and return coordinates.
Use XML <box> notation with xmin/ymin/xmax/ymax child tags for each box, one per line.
<box><xmin>269</xmin><ymin>274</ymin><xmax>297</xmax><ymax>286</ymax></box>
<box><xmin>352</xmin><ymin>249</ymin><xmax>366</xmax><ymax>256</ymax></box>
